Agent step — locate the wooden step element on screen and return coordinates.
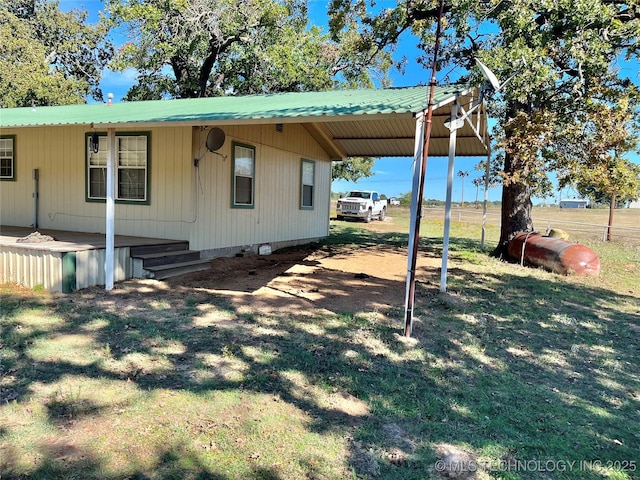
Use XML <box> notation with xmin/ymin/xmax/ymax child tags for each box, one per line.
<box><xmin>132</xmin><ymin>249</ymin><xmax>201</xmax><ymax>268</ymax></box>
<box><xmin>130</xmin><ymin>241</ymin><xmax>190</xmax><ymax>257</ymax></box>
<box><xmin>145</xmin><ymin>259</ymin><xmax>212</xmax><ymax>280</ymax></box>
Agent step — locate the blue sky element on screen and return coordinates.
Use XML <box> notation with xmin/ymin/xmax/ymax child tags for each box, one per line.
<box><xmin>66</xmin><ymin>0</ymin><xmax>639</xmax><ymax>203</ymax></box>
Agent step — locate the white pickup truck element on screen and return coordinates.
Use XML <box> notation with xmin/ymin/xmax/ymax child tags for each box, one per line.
<box><xmin>336</xmin><ymin>190</ymin><xmax>387</xmax><ymax>222</ymax></box>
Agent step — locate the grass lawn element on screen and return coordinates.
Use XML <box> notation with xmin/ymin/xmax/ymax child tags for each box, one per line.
<box><xmin>1</xmin><ymin>210</ymin><xmax>639</xmax><ymax>479</ymax></box>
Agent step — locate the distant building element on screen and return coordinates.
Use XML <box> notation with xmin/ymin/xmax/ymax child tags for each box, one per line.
<box><xmin>628</xmin><ymin>198</ymin><xmax>640</xmax><ymax>209</ymax></box>
<box><xmin>559</xmin><ymin>199</ymin><xmax>589</xmax><ymax>209</ymax></box>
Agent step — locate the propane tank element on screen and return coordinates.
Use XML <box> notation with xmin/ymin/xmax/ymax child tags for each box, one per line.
<box><xmin>507</xmin><ymin>232</ymin><xmax>600</xmax><ymax>276</ymax></box>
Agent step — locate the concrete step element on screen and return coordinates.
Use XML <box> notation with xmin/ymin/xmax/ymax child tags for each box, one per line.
<box><xmin>130</xmin><ymin>241</ymin><xmax>190</xmax><ymax>257</ymax></box>
<box><xmin>145</xmin><ymin>259</ymin><xmax>212</xmax><ymax>280</ymax></box>
<box><xmin>132</xmin><ymin>249</ymin><xmax>201</xmax><ymax>268</ymax></box>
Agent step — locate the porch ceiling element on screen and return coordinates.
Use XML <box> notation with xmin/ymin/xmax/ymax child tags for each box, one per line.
<box><xmin>304</xmin><ymin>103</ymin><xmax>489</xmax><ymax>159</ymax></box>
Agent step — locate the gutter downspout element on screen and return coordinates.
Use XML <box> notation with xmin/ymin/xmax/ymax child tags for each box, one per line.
<box><xmin>33</xmin><ymin>169</ymin><xmax>39</xmax><ymax>228</ymax></box>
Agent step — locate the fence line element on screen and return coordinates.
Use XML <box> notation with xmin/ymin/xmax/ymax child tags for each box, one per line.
<box><xmin>421</xmin><ymin>207</ymin><xmax>640</xmax><ymax>245</ymax></box>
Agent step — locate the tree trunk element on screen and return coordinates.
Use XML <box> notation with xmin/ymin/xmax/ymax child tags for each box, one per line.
<box><xmin>493</xmin><ymin>101</ymin><xmax>535</xmax><ymax>258</ymax></box>
<box><xmin>493</xmin><ymin>156</ymin><xmax>534</xmax><ymax>257</ymax></box>
<box><xmin>606</xmin><ymin>193</ymin><xmax>616</xmax><ymax>241</ymax></box>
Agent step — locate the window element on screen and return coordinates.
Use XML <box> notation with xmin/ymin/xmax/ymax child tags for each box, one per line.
<box><xmin>0</xmin><ymin>136</ymin><xmax>15</xmax><ymax>181</ymax></box>
<box><xmin>86</xmin><ymin>133</ymin><xmax>150</xmax><ymax>203</ymax></box>
<box><xmin>301</xmin><ymin>159</ymin><xmax>315</xmax><ymax>209</ymax></box>
<box><xmin>232</xmin><ymin>142</ymin><xmax>255</xmax><ymax>208</ymax></box>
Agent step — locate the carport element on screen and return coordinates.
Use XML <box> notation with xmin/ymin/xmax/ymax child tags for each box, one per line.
<box><xmin>310</xmin><ymin>85</ymin><xmax>491</xmax><ymax>335</ymax></box>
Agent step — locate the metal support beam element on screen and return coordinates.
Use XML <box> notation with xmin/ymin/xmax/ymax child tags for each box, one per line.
<box><xmin>440</xmin><ymin>102</ymin><xmax>459</xmax><ymax>293</ymax></box>
<box><xmin>403</xmin><ymin>113</ymin><xmax>426</xmax><ymax>337</ymax></box>
<box><xmin>105</xmin><ymin>128</ymin><xmax>116</xmax><ymax>290</ymax></box>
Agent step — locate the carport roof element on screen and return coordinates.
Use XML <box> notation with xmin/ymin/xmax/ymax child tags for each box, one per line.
<box><xmin>0</xmin><ymin>85</ymin><xmax>489</xmax><ymax>159</ymax></box>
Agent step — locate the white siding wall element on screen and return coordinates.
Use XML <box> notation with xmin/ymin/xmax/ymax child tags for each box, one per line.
<box><xmin>1</xmin><ymin>123</ymin><xmax>331</xmax><ymax>251</ymax></box>
<box><xmin>0</xmin><ymin>125</ymin><xmax>193</xmax><ymax>240</ymax></box>
<box><xmin>189</xmin><ymin>124</ymin><xmax>332</xmax><ymax>252</ymax></box>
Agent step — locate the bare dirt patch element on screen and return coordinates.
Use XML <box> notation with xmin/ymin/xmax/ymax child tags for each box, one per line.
<box><xmin>164</xmin><ymin>241</ymin><xmax>442</xmax><ymax>317</ymax></box>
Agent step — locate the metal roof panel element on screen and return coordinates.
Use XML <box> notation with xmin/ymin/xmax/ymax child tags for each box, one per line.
<box><xmin>0</xmin><ymin>85</ymin><xmax>468</xmax><ymax>128</ymax></box>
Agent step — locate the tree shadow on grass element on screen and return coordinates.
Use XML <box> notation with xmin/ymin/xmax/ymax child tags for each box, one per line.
<box><xmin>1</xmin><ymin>438</ymin><xmax>234</xmax><ymax>480</ymax></box>
<box><xmin>1</xmin><ymin>233</ymin><xmax>638</xmax><ymax>479</ymax></box>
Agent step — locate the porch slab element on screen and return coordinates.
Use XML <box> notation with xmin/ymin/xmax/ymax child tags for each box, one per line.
<box><xmin>1</xmin><ymin>226</ymin><xmax>187</xmax><ymax>292</ymax></box>
<box><xmin>0</xmin><ymin>226</ymin><xmax>183</xmax><ymax>253</ymax></box>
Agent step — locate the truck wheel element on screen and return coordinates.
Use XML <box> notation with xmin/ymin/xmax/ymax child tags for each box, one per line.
<box><xmin>365</xmin><ymin>209</ymin><xmax>372</xmax><ymax>223</ymax></box>
<box><xmin>378</xmin><ymin>207</ymin><xmax>386</xmax><ymax>221</ymax></box>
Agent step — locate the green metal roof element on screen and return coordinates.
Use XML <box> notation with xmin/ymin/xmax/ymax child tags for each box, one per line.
<box><xmin>0</xmin><ymin>85</ymin><xmax>468</xmax><ymax>128</ymax></box>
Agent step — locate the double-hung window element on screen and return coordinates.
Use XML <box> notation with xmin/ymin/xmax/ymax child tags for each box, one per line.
<box><xmin>87</xmin><ymin>133</ymin><xmax>150</xmax><ymax>203</ymax></box>
<box><xmin>232</xmin><ymin>142</ymin><xmax>255</xmax><ymax>208</ymax></box>
<box><xmin>301</xmin><ymin>159</ymin><xmax>315</xmax><ymax>209</ymax></box>
<box><xmin>0</xmin><ymin>135</ymin><xmax>15</xmax><ymax>181</ymax></box>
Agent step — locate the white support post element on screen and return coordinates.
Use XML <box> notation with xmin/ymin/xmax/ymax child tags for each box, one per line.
<box><xmin>440</xmin><ymin>102</ymin><xmax>458</xmax><ymax>293</ymax></box>
<box><xmin>404</xmin><ymin>113</ymin><xmax>426</xmax><ymax>330</ymax></box>
<box><xmin>105</xmin><ymin>128</ymin><xmax>116</xmax><ymax>291</ymax></box>
<box><xmin>481</xmin><ymin>149</ymin><xmax>491</xmax><ymax>249</ymax></box>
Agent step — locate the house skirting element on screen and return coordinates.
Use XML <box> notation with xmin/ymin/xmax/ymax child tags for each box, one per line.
<box><xmin>1</xmin><ymin>245</ymin><xmax>132</xmax><ymax>293</ymax></box>
<box><xmin>199</xmin><ymin>237</ymin><xmax>324</xmax><ymax>259</ymax></box>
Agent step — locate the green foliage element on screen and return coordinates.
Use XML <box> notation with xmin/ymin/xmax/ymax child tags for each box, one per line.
<box><xmin>106</xmin><ymin>0</ymin><xmax>387</xmax><ymax>100</ymax></box>
<box><xmin>578</xmin><ymin>158</ymin><xmax>640</xmax><ymax>204</ymax></box>
<box><xmin>327</xmin><ymin>0</ymin><xmax>640</xmax><ymax>246</ymax></box>
<box><xmin>331</xmin><ymin>157</ymin><xmax>375</xmax><ymax>182</ymax></box>
<box><xmin>398</xmin><ymin>191</ymin><xmax>413</xmax><ymax>206</ymax></box>
<box><xmin>555</xmin><ymin>88</ymin><xmax>640</xmax><ymax>205</ymax></box>
<box><xmin>0</xmin><ymin>0</ymin><xmax>112</xmax><ymax>107</ymax></box>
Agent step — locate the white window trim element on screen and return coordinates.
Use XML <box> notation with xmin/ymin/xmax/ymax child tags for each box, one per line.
<box><xmin>0</xmin><ymin>136</ymin><xmax>16</xmax><ymax>181</ymax></box>
<box><xmin>86</xmin><ymin>133</ymin><xmax>150</xmax><ymax>204</ymax></box>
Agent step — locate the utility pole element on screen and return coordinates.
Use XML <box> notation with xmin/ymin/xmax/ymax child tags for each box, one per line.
<box><xmin>403</xmin><ymin>0</ymin><xmax>446</xmax><ymax>337</ymax></box>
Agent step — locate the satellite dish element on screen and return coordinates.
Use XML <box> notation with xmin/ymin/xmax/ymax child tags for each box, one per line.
<box><xmin>475</xmin><ymin>58</ymin><xmax>502</xmax><ymax>91</ymax></box>
<box><xmin>206</xmin><ymin>128</ymin><xmax>225</xmax><ymax>152</ymax></box>
<box><xmin>475</xmin><ymin>58</ymin><xmax>523</xmax><ymax>93</ymax></box>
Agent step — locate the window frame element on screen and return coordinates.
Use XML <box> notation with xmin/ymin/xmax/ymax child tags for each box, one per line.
<box><xmin>85</xmin><ymin>132</ymin><xmax>151</xmax><ymax>205</ymax></box>
<box><xmin>0</xmin><ymin>135</ymin><xmax>16</xmax><ymax>181</ymax></box>
<box><xmin>231</xmin><ymin>141</ymin><xmax>256</xmax><ymax>209</ymax></box>
<box><xmin>300</xmin><ymin>158</ymin><xmax>315</xmax><ymax>210</ymax></box>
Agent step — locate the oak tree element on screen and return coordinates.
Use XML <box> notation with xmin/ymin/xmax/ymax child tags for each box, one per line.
<box><xmin>327</xmin><ymin>0</ymin><xmax>640</xmax><ymax>254</ymax></box>
<box><xmin>0</xmin><ymin>0</ymin><xmax>112</xmax><ymax>107</ymax></box>
<box><xmin>105</xmin><ymin>0</ymin><xmax>390</xmax><ymax>100</ymax></box>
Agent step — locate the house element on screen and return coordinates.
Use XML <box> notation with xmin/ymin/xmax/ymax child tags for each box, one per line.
<box><xmin>559</xmin><ymin>198</ymin><xmax>589</xmax><ymax>208</ymax></box>
<box><xmin>1</xmin><ymin>85</ymin><xmax>490</xmax><ymax>292</ymax></box>
<box><xmin>627</xmin><ymin>198</ymin><xmax>640</xmax><ymax>208</ymax></box>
